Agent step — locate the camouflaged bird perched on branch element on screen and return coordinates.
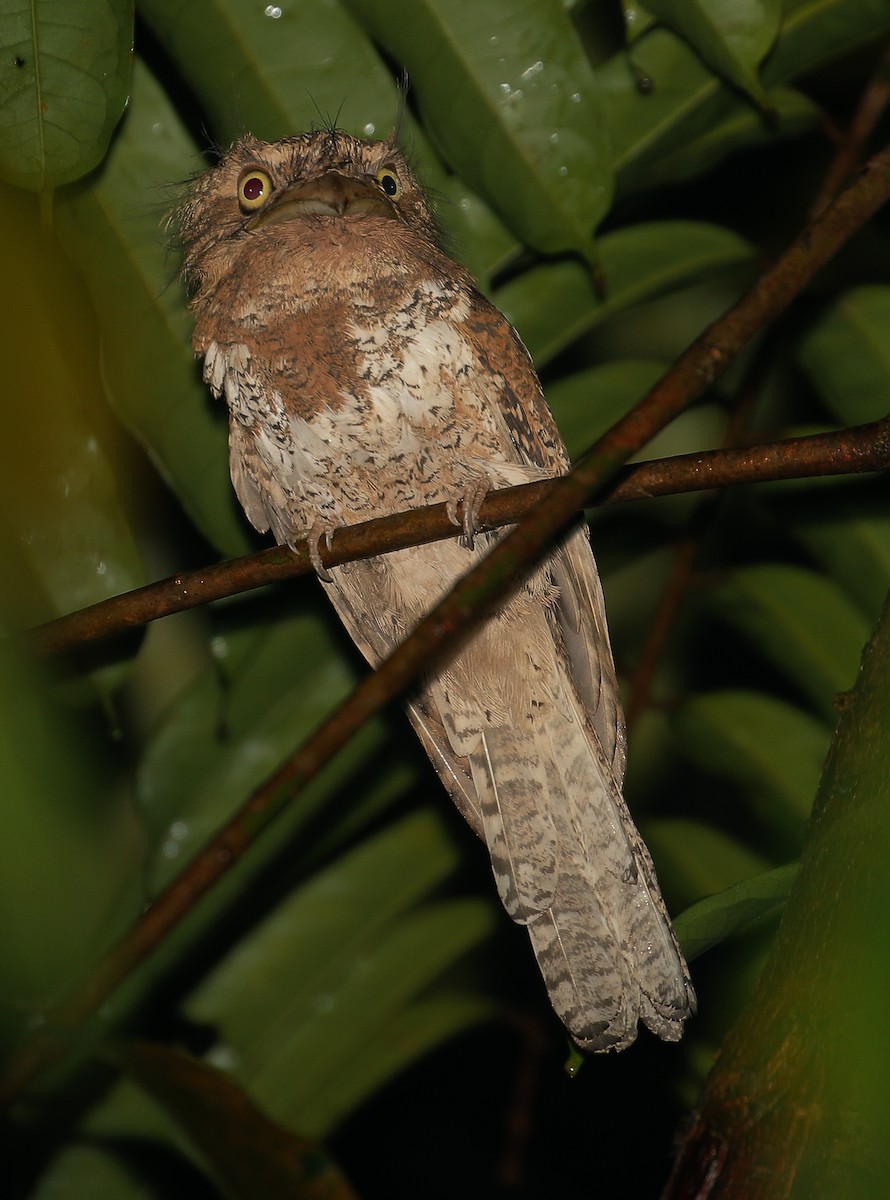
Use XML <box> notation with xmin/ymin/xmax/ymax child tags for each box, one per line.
<box><xmin>176</xmin><ymin>127</ymin><xmax>695</xmax><ymax>1052</ymax></box>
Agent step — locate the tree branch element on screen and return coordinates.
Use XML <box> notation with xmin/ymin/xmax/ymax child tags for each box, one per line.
<box><xmin>24</xmin><ymin>419</ymin><xmax>890</xmax><ymax>657</ymax></box>
<box><xmin>3</xmin><ymin>138</ymin><xmax>890</xmax><ymax>1110</ymax></box>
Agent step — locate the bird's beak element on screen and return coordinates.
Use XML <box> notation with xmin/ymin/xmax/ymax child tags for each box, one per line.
<box><xmin>250</xmin><ymin>172</ymin><xmax>396</xmax><ymax>228</ymax></box>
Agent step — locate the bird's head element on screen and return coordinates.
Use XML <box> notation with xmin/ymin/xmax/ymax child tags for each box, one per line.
<box><xmin>176</xmin><ymin>129</ymin><xmax>439</xmax><ymax>294</ymax></box>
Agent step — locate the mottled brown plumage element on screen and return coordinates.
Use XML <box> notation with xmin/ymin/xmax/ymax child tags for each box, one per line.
<box><xmin>178</xmin><ymin>129</ymin><xmax>695</xmax><ymax>1050</ymax></box>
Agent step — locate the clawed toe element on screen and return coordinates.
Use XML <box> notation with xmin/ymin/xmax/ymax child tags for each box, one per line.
<box><xmin>448</xmin><ymin>477</ymin><xmax>491</xmax><ymax>550</ymax></box>
<box><xmin>307</xmin><ymin>521</ymin><xmax>337</xmax><ymax>583</ymax></box>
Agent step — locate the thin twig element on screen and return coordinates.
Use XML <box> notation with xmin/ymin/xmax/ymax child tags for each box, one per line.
<box><xmin>3</xmin><ymin>140</ymin><xmax>890</xmax><ymax>1110</ymax></box>
<box><xmin>624</xmin><ymin>336</ymin><xmax>778</xmax><ymax>733</ymax></box>
<box><xmin>22</xmin><ymin>419</ymin><xmax>890</xmax><ymax>657</ymax></box>
<box><xmin>811</xmin><ymin>44</ymin><xmax>890</xmax><ymax>217</ymax></box>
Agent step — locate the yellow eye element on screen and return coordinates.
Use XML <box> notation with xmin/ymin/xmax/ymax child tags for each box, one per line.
<box><xmin>375</xmin><ymin>167</ymin><xmax>402</xmax><ymax>200</ymax></box>
<box><xmin>238</xmin><ymin>168</ymin><xmax>273</xmax><ymax>212</ymax></box>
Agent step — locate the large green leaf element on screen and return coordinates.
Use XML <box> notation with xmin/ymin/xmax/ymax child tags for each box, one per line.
<box><xmin>761</xmin><ymin>470</ymin><xmax>890</xmax><ymax>622</ymax></box>
<box><xmin>186</xmin><ymin>809</ymin><xmax>496</xmax><ymax>1135</ymax></box>
<box><xmin>301</xmin><ymin>991</ymin><xmax>493</xmax><ymax>1134</ymax></box>
<box><xmin>55</xmin><ymin>56</ymin><xmax>250</xmax><ymax>555</ymax></box>
<box><xmin>600</xmin><ymin>0</ymin><xmax>890</xmax><ymax>198</ymax></box>
<box><xmin>673</xmin><ymin>863</ymin><xmax>798</xmax><ymax>961</ymax></box>
<box><xmin>599</xmin><ymin>26</ymin><xmax>767</xmax><ymax>197</ymax></box>
<box><xmin>545</xmin><ymin>360</ymin><xmax>668</xmax><ymax>458</ymax></box>
<box><xmin>496</xmin><ymin>220</ymin><xmax>754</xmax><ymax>365</ymax></box>
<box><xmin>644</xmin><ymin>817</ymin><xmax>772</xmax><ymax>909</ymax></box>
<box><xmin>32</xmin><ymin>1141</ymin><xmax>171</xmax><ymax>1199</ymax></box>
<box><xmin>672</xmin><ymin>690</ymin><xmax>829</xmax><ymax>849</ymax></box>
<box><xmin>138</xmin><ymin>606</ymin><xmax>415</xmax><ymax>893</ymax></box>
<box><xmin>138</xmin><ymin>0</ymin><xmax>396</xmax><ymax>142</ymax></box>
<box><xmin>0</xmin><ymin>181</ymin><xmax>144</xmax><ymax>633</ymax></box>
<box><xmin>636</xmin><ymin>86</ymin><xmax>816</xmax><ymax>194</ymax></box>
<box><xmin>798</xmin><ymin>286</ymin><xmax>890</xmax><ymax>426</ymax></box>
<box><xmin>0</xmin><ymin>0</ymin><xmax>132</xmax><ymax>192</ymax></box>
<box><xmin>800</xmin><ymin>508</ymin><xmax>890</xmax><ymax>621</ymax></box>
<box><xmin>644</xmin><ymin>0</ymin><xmax>782</xmax><ymax>108</ymax></box>
<box><xmin>241</xmin><ymin>900</ymin><xmax>495</xmax><ymax>1135</ymax></box>
<box><xmin>185</xmin><ymin>808</ymin><xmax>469</xmax><ymax>1054</ymax></box>
<box><xmin>344</xmin><ymin>0</ymin><xmax>613</xmax><ymax>263</ymax></box>
<box><xmin>0</xmin><ymin>649</ymin><xmax>144</xmax><ymax>1046</ymax></box>
<box><xmin>764</xmin><ymin>0</ymin><xmax>890</xmax><ymax>83</ymax></box>
<box><xmin>545</xmin><ymin>359</ymin><xmax>728</xmax><ymax>465</ymax></box>
<box><xmin>708</xmin><ymin>565</ymin><xmax>873</xmax><ymax>722</ymax></box>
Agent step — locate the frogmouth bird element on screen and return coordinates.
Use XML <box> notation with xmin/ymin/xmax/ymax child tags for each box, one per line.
<box><xmin>178</xmin><ymin>128</ymin><xmax>695</xmax><ymax>1051</ymax></box>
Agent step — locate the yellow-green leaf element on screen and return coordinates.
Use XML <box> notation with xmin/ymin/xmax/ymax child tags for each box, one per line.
<box><xmin>55</xmin><ymin>56</ymin><xmax>250</xmax><ymax>555</ymax></box>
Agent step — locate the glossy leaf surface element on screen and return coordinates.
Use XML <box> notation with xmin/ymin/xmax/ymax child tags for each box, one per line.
<box><xmin>0</xmin><ymin>0</ymin><xmax>132</xmax><ymax>192</ymax></box>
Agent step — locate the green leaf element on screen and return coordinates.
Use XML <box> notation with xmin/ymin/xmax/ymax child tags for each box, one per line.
<box><xmin>797</xmin><ymin>286</ymin><xmax>890</xmax><ymax>426</ymax></box>
<box><xmin>0</xmin><ymin>649</ymin><xmax>144</xmax><ymax>1033</ymax></box>
<box><xmin>136</xmin><ymin>668</ymin><xmax>228</xmax><ymax>839</ymax></box>
<box><xmin>637</xmin><ymin>86</ymin><xmax>816</xmax><ymax>193</ymax></box>
<box><xmin>301</xmin><ymin>992</ymin><xmax>493</xmax><ymax>1133</ymax></box>
<box><xmin>545</xmin><ymin>360</ymin><xmax>729</xmax><ymax>466</ymax></box>
<box><xmin>33</xmin><ymin>1076</ymin><xmax>208</xmax><ymax>1198</ymax></box>
<box><xmin>32</xmin><ymin>1142</ymin><xmax>171</xmax><ymax>1199</ymax></box>
<box><xmin>187</xmin><ymin>810</ymin><xmax>495</xmax><ymax>1135</ymax></box>
<box><xmin>244</xmin><ymin>899</ymin><xmax>496</xmax><ymax>1136</ymax></box>
<box><xmin>763</xmin><ymin>472</ymin><xmax>890</xmax><ymax>621</ymax></box>
<box><xmin>0</xmin><ymin>0</ymin><xmax>132</xmax><ymax>192</ymax></box>
<box><xmin>644</xmin><ymin>817</ymin><xmax>772</xmax><ymax>909</ymax></box>
<box><xmin>136</xmin><ymin>0</ymin><xmax>518</xmax><ymax>285</ymax></box>
<box><xmin>55</xmin><ymin>55</ymin><xmax>251</xmax><ymax>555</ymax></box>
<box><xmin>798</xmin><ymin>506</ymin><xmax>890</xmax><ymax>623</ymax></box>
<box><xmin>545</xmin><ymin>360</ymin><xmax>668</xmax><ymax>458</ymax></box>
<box><xmin>185</xmin><ymin>808</ymin><xmax>470</xmax><ymax>1054</ymax></box>
<box><xmin>708</xmin><ymin>565</ymin><xmax>873</xmax><ymax>722</ymax></box>
<box><xmin>138</xmin><ymin>607</ymin><xmax>414</xmax><ymax>892</ymax></box>
<box><xmin>672</xmin><ymin>691</ymin><xmax>830</xmax><ymax>849</ymax></box>
<box><xmin>126</xmin><ymin>1043</ymin><xmax>358</xmax><ymax>1199</ymax></box>
<box><xmin>599</xmin><ymin>0</ymin><xmax>890</xmax><ymax>200</ymax></box>
<box><xmin>644</xmin><ymin>0</ymin><xmax>782</xmax><ymax>109</ymax></box>
<box><xmin>763</xmin><ymin>0</ymin><xmax>890</xmax><ymax>84</ymax></box>
<box><xmin>0</xmin><ymin>181</ymin><xmax>144</xmax><ymax>634</ymax></box>
<box><xmin>673</xmin><ymin>862</ymin><xmax>798</xmax><ymax>960</ymax></box>
<box><xmin>496</xmin><ymin>220</ymin><xmax>754</xmax><ymax>365</ymax></box>
<box><xmin>138</xmin><ymin>0</ymin><xmax>402</xmax><ymax>145</ymax></box>
<box><xmin>599</xmin><ymin>26</ymin><xmax>759</xmax><ymax>196</ymax></box>
<box><xmin>621</xmin><ymin>0</ymin><xmax>657</xmax><ymax>44</ymax></box>
<box><xmin>439</xmin><ymin>179</ymin><xmax>520</xmax><ymax>284</ymax></box>
<box><xmin>344</xmin><ymin>0</ymin><xmax>613</xmax><ymax>262</ymax></box>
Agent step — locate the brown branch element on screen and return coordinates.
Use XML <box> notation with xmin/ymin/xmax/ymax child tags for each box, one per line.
<box><xmin>624</xmin><ymin>535</ymin><xmax>701</xmax><ymax>735</ymax></box>
<box><xmin>811</xmin><ymin>44</ymin><xmax>890</xmax><ymax>218</ymax></box>
<box><xmin>23</xmin><ymin>419</ymin><xmax>890</xmax><ymax>657</ymax></box>
<box><xmin>3</xmin><ymin>139</ymin><xmax>890</xmax><ymax>1110</ymax></box>
<box><xmin>624</xmin><ymin>337</ymin><xmax>779</xmax><ymax>733</ymax></box>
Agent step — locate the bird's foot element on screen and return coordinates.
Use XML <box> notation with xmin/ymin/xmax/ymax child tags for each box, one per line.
<box><xmin>446</xmin><ymin>476</ymin><xmax>492</xmax><ymax>551</ymax></box>
<box><xmin>306</xmin><ymin>519</ymin><xmax>338</xmax><ymax>583</ymax></box>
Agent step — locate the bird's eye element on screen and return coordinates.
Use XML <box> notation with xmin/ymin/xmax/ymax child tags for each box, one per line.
<box><xmin>238</xmin><ymin>168</ymin><xmax>273</xmax><ymax>212</ymax></box>
<box><xmin>375</xmin><ymin>168</ymin><xmax>402</xmax><ymax>200</ymax></box>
